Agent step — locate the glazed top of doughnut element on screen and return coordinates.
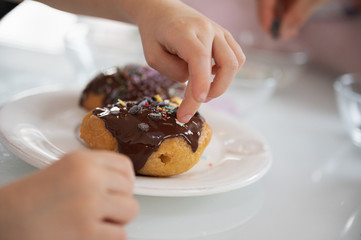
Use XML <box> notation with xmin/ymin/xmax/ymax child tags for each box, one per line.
<box><xmin>93</xmin><ymin>96</ymin><xmax>205</xmax><ymax>171</ymax></box>
<box><xmin>80</xmin><ymin>64</ymin><xmax>184</xmax><ymax>106</ymax></box>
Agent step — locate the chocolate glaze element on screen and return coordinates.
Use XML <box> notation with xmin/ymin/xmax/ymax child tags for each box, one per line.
<box><xmin>93</xmin><ymin>99</ymin><xmax>204</xmax><ymax>172</ymax></box>
<box><xmin>80</xmin><ymin>64</ymin><xmax>184</xmax><ymax>107</ymax></box>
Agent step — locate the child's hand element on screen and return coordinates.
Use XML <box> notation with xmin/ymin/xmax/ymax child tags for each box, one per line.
<box><xmin>33</xmin><ymin>0</ymin><xmax>245</xmax><ymax>123</ymax></box>
<box><xmin>131</xmin><ymin>0</ymin><xmax>245</xmax><ymax>123</ymax></box>
<box><xmin>0</xmin><ymin>151</ymin><xmax>138</xmax><ymax>240</ymax></box>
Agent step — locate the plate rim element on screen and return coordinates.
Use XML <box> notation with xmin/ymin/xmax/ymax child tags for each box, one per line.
<box><xmin>0</xmin><ymin>85</ymin><xmax>273</xmax><ymax>197</ymax></box>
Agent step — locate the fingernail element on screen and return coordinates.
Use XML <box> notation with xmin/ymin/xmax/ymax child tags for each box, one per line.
<box><xmin>198</xmin><ymin>92</ymin><xmax>207</xmax><ymax>102</ymax></box>
<box><xmin>205</xmin><ymin>97</ymin><xmax>213</xmax><ymax>103</ymax></box>
<box><xmin>179</xmin><ymin>114</ymin><xmax>192</xmax><ymax>124</ymax></box>
<box><xmin>270</xmin><ymin>18</ymin><xmax>282</xmax><ymax>39</ymax></box>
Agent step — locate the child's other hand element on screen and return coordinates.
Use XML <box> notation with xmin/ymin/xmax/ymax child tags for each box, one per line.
<box><xmin>0</xmin><ymin>150</ymin><xmax>138</xmax><ymax>240</ymax></box>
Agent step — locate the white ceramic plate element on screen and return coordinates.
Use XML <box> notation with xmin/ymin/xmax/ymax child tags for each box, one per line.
<box><xmin>0</xmin><ymin>86</ymin><xmax>272</xmax><ymax>197</ymax></box>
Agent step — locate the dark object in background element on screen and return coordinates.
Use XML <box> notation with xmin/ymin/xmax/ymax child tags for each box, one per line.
<box><xmin>270</xmin><ymin>1</ymin><xmax>286</xmax><ymax>39</ymax></box>
<box><xmin>270</xmin><ymin>18</ymin><xmax>282</xmax><ymax>39</ymax></box>
<box><xmin>343</xmin><ymin>0</ymin><xmax>361</xmax><ymax>16</ymax></box>
<box><xmin>0</xmin><ymin>0</ymin><xmax>19</xmax><ymax>19</ymax></box>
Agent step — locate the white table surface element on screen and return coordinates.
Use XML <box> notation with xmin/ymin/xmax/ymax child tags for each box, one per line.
<box><xmin>0</xmin><ymin>3</ymin><xmax>360</xmax><ymax>240</ymax></box>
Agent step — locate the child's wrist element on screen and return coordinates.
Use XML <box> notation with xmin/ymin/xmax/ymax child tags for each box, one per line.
<box><xmin>117</xmin><ymin>0</ymin><xmax>180</xmax><ymax>24</ymax></box>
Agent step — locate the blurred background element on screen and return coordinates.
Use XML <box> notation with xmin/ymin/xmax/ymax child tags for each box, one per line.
<box><xmin>185</xmin><ymin>0</ymin><xmax>361</xmax><ymax>74</ymax></box>
<box><xmin>0</xmin><ymin>0</ymin><xmax>360</xmax><ymax>114</ymax></box>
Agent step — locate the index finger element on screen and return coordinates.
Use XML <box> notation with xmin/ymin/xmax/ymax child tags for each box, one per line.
<box><xmin>175</xmin><ymin>36</ymin><xmax>213</xmax><ymax>123</ymax></box>
<box><xmin>180</xmin><ymin>35</ymin><xmax>213</xmax><ymax>103</ymax></box>
<box><xmin>177</xmin><ymin>80</ymin><xmax>201</xmax><ymax>123</ymax></box>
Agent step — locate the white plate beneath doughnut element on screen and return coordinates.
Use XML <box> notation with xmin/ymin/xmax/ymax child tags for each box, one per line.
<box><xmin>0</xmin><ymin>86</ymin><xmax>272</xmax><ymax>197</ymax></box>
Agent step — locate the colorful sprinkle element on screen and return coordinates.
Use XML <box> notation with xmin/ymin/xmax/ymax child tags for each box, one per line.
<box><xmin>138</xmin><ymin>123</ymin><xmax>149</xmax><ymax>132</ymax></box>
<box><xmin>169</xmin><ymin>107</ymin><xmax>178</xmax><ymax>117</ymax></box>
<box><xmin>138</xmin><ymin>99</ymin><xmax>148</xmax><ymax>107</ymax></box>
<box><xmin>129</xmin><ymin>105</ymin><xmax>142</xmax><ymax>115</ymax></box>
<box><xmin>175</xmin><ymin>119</ymin><xmax>185</xmax><ymax>127</ymax></box>
<box><xmin>154</xmin><ymin>94</ymin><xmax>163</xmax><ymax>103</ymax></box>
<box><xmin>110</xmin><ymin>106</ymin><xmax>120</xmax><ymax>115</ymax></box>
<box><xmin>168</xmin><ymin>102</ymin><xmax>178</xmax><ymax>107</ymax></box>
<box><xmin>117</xmin><ymin>99</ymin><xmax>126</xmax><ymax>107</ymax></box>
<box><xmin>148</xmin><ymin>113</ymin><xmax>162</xmax><ymax>120</ymax></box>
<box><xmin>171</xmin><ymin>97</ymin><xmax>182</xmax><ymax>106</ymax></box>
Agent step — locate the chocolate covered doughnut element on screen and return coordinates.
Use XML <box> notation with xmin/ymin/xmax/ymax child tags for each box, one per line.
<box><xmin>80</xmin><ymin>64</ymin><xmax>184</xmax><ymax>110</ymax></box>
<box><xmin>80</xmin><ymin>97</ymin><xmax>212</xmax><ymax>177</ymax></box>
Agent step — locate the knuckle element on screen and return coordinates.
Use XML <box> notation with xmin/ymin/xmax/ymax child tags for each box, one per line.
<box><xmin>227</xmin><ymin>58</ymin><xmax>240</xmax><ymax>72</ymax></box>
<box><xmin>73</xmin><ymin>191</ymin><xmax>102</xmax><ymax>216</ymax></box>
<box><xmin>71</xmin><ymin>161</ymin><xmax>100</xmax><ymax>186</ymax></box>
<box><xmin>53</xmin><ymin>152</ymin><xmax>103</xmax><ymax>193</ymax></box>
<box><xmin>82</xmin><ymin>193</ymin><xmax>101</xmax><ymax>210</ymax></box>
<box><xmin>172</xmin><ymin>17</ymin><xmax>213</xmax><ymax>32</ymax></box>
<box><xmin>197</xmin><ymin>18</ymin><xmax>214</xmax><ymax>32</ymax></box>
<box><xmin>196</xmin><ymin>47</ymin><xmax>210</xmax><ymax>59</ymax></box>
<box><xmin>222</xmin><ymin>29</ymin><xmax>232</xmax><ymax>38</ymax></box>
<box><xmin>171</xmin><ymin>17</ymin><xmax>187</xmax><ymax>29</ymax></box>
<box><xmin>239</xmin><ymin>52</ymin><xmax>246</xmax><ymax>67</ymax></box>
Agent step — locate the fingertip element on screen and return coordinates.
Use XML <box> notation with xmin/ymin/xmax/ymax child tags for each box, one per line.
<box><xmin>176</xmin><ymin>104</ymin><xmax>192</xmax><ymax>123</ymax></box>
<box><xmin>176</xmin><ymin>97</ymin><xmax>199</xmax><ymax>124</ymax></box>
<box><xmin>177</xmin><ymin>113</ymin><xmax>192</xmax><ymax>124</ymax></box>
<box><xmin>205</xmin><ymin>97</ymin><xmax>213</xmax><ymax>103</ymax></box>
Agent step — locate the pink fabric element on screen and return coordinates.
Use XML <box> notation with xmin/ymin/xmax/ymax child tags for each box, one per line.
<box><xmin>184</xmin><ymin>0</ymin><xmax>361</xmax><ymax>73</ymax></box>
